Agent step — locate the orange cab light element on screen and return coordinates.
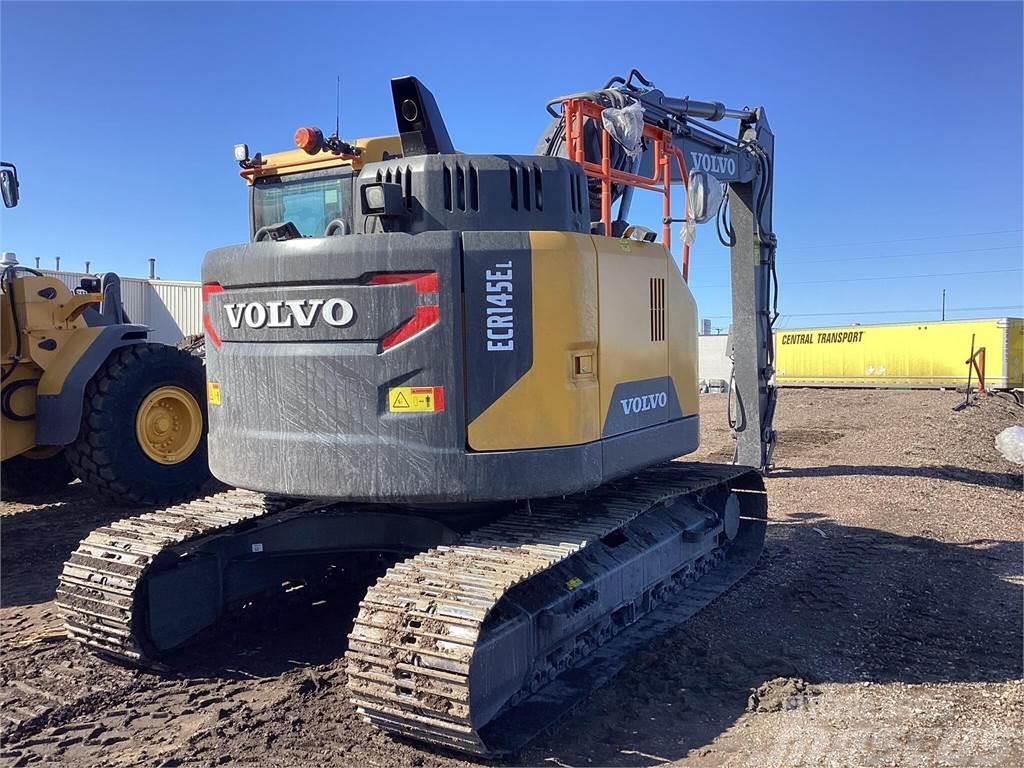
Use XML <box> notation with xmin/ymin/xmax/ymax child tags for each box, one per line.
<box><xmin>294</xmin><ymin>126</ymin><xmax>324</xmax><ymax>154</ymax></box>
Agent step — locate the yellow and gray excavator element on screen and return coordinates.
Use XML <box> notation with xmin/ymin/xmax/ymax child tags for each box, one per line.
<box><xmin>59</xmin><ymin>71</ymin><xmax>778</xmax><ymax>755</ymax></box>
<box><xmin>0</xmin><ymin>162</ymin><xmax>210</xmax><ymax>503</ymax></box>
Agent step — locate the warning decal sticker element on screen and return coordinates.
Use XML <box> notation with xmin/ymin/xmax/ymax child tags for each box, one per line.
<box><xmin>208</xmin><ymin>382</ymin><xmax>222</xmax><ymax>406</ymax></box>
<box><xmin>388</xmin><ymin>386</ymin><xmax>445</xmax><ymax>413</ymax></box>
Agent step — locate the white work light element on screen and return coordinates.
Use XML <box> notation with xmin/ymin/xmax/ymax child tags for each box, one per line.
<box><xmin>364</xmin><ymin>185</ymin><xmax>386</xmax><ymax>211</ymax></box>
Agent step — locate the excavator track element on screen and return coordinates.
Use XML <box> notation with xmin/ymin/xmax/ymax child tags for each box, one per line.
<box><xmin>346</xmin><ymin>462</ymin><xmax>767</xmax><ymax>755</ymax></box>
<box><xmin>57</xmin><ymin>463</ymin><xmax>765</xmax><ymax>757</ymax></box>
<box><xmin>56</xmin><ymin>489</ymin><xmax>304</xmax><ymax>662</ymax></box>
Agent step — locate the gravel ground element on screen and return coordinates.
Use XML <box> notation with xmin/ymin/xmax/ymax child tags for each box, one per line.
<box><xmin>1</xmin><ymin>388</ymin><xmax>1021</xmax><ymax>767</ymax></box>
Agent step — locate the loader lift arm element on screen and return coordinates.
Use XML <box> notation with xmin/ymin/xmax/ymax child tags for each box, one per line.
<box><xmin>543</xmin><ymin>70</ymin><xmax>778</xmax><ymax>471</ymax></box>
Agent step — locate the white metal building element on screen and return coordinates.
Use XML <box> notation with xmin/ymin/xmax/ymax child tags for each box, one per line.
<box><xmin>698</xmin><ymin>334</ymin><xmax>732</xmax><ymax>384</ymax></box>
<box><xmin>40</xmin><ymin>270</ymin><xmax>202</xmax><ymax>344</ymax></box>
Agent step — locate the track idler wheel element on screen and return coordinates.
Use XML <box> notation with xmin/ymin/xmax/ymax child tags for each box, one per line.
<box><xmin>723</xmin><ymin>491</ymin><xmax>742</xmax><ymax>540</ymax></box>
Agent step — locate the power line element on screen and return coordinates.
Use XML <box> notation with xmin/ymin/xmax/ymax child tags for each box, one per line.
<box><xmin>791</xmin><ymin>267</ymin><xmax>1021</xmax><ymax>286</ymax></box>
<box><xmin>701</xmin><ymin>304</ymin><xmax>1024</xmax><ymax>320</ymax></box>
<box><xmin>690</xmin><ymin>244</ymin><xmax>1022</xmax><ymax>266</ymax></box>
<box><xmin>773</xmin><ymin>307</ymin><xmax>1017</xmax><ymax>328</ymax></box>
<box><xmin>783</xmin><ymin>228</ymin><xmax>1023</xmax><ymax>252</ymax></box>
<box><xmin>783</xmin><ymin>244</ymin><xmax>1022</xmax><ymax>266</ymax></box>
<box><xmin>692</xmin><ymin>267</ymin><xmax>1022</xmax><ymax>290</ymax></box>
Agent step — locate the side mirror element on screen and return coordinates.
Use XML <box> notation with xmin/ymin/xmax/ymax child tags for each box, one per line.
<box><xmin>1</xmin><ymin>165</ymin><xmax>20</xmax><ymax>209</ymax></box>
<box><xmin>686</xmin><ymin>169</ymin><xmax>724</xmax><ymax>224</ymax></box>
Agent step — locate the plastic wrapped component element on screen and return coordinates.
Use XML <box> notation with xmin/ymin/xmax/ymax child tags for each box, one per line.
<box><xmin>601</xmin><ymin>102</ymin><xmax>645</xmax><ymax>160</ymax></box>
<box><xmin>681</xmin><ymin>219</ymin><xmax>698</xmax><ymax>246</ymax></box>
<box><xmin>686</xmin><ymin>169</ymin><xmax>726</xmax><ymax>224</ymax></box>
<box><xmin>995</xmin><ymin>425</ymin><xmax>1024</xmax><ymax>465</ymax></box>
<box><xmin>682</xmin><ymin>169</ymin><xmax>727</xmax><ymax>245</ymax></box>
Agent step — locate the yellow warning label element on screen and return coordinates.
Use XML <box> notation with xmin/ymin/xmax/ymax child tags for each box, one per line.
<box><xmin>207</xmin><ymin>382</ymin><xmax>222</xmax><ymax>406</ymax></box>
<box><xmin>565</xmin><ymin>577</ymin><xmax>583</xmax><ymax>591</ymax></box>
<box><xmin>388</xmin><ymin>386</ymin><xmax>445</xmax><ymax>413</ymax></box>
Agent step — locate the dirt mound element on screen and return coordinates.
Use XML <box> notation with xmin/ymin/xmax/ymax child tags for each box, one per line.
<box><xmin>746</xmin><ymin>677</ymin><xmax>820</xmax><ymax>713</ymax></box>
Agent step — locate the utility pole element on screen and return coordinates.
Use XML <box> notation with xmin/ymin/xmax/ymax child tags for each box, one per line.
<box><xmin>941</xmin><ymin>288</ymin><xmax>946</xmax><ymax>321</ymax></box>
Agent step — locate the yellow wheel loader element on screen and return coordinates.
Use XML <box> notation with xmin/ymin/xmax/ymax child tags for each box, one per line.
<box><xmin>0</xmin><ymin>162</ymin><xmax>210</xmax><ymax>503</ymax></box>
<box><xmin>60</xmin><ymin>71</ymin><xmax>779</xmax><ymax>754</ymax></box>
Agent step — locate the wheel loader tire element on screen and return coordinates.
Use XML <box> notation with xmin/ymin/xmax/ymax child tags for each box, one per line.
<box><xmin>1</xmin><ymin>449</ymin><xmax>76</xmax><ymax>500</ymax></box>
<box><xmin>65</xmin><ymin>343</ymin><xmax>211</xmax><ymax>507</ymax></box>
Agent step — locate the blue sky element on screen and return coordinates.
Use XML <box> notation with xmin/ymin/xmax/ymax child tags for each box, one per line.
<box><xmin>1</xmin><ymin>1</ymin><xmax>1021</xmax><ymax>328</ymax></box>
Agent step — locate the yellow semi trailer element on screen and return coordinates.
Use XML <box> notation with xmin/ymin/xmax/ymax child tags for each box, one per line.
<box><xmin>775</xmin><ymin>317</ymin><xmax>1023</xmax><ymax>390</ymax></box>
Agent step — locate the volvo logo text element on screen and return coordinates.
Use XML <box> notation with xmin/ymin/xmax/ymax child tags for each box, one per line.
<box><xmin>689</xmin><ymin>151</ymin><xmax>736</xmax><ymax>176</ymax></box>
<box><xmin>224</xmin><ymin>298</ymin><xmax>355</xmax><ymax>329</ymax></box>
<box><xmin>620</xmin><ymin>391</ymin><xmax>668</xmax><ymax>415</ymax></box>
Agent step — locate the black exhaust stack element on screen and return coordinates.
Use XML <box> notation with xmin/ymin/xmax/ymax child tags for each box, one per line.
<box><xmin>390</xmin><ymin>76</ymin><xmax>454</xmax><ymax>157</ymax></box>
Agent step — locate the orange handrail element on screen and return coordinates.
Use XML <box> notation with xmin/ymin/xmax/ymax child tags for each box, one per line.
<box><xmin>562</xmin><ymin>98</ymin><xmax>691</xmax><ymax>280</ymax></box>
